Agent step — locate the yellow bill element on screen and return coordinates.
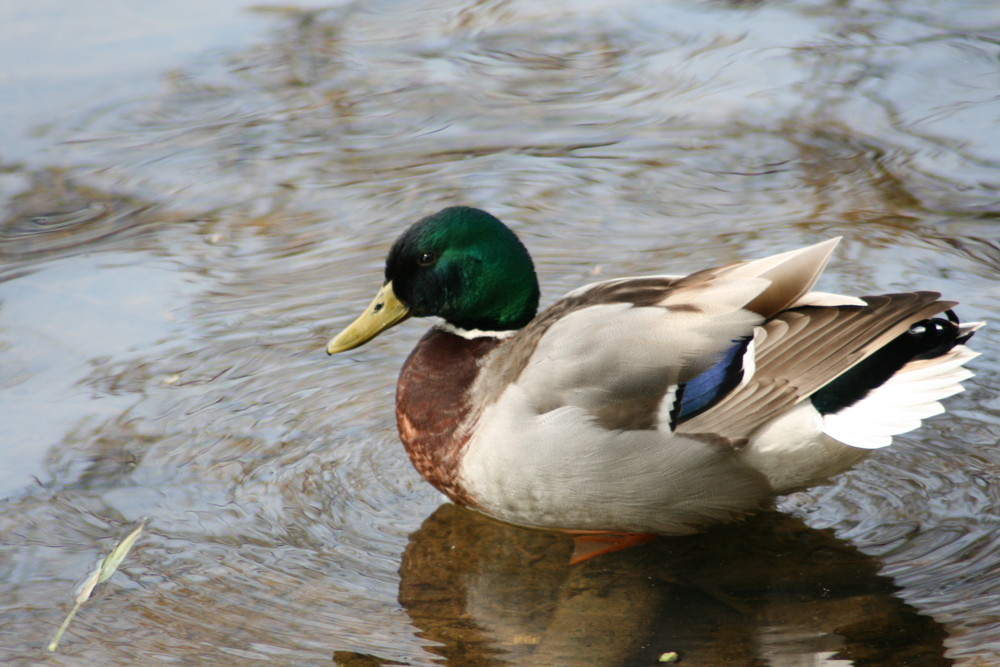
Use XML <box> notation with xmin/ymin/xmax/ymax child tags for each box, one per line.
<box><xmin>327</xmin><ymin>281</ymin><xmax>411</xmax><ymax>354</ymax></box>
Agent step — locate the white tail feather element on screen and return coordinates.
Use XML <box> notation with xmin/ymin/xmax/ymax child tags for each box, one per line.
<box><xmin>822</xmin><ymin>345</ymin><xmax>980</xmax><ymax>449</ymax></box>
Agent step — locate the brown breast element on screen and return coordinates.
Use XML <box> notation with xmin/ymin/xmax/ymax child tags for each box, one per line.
<box><xmin>395</xmin><ymin>328</ymin><xmax>502</xmax><ymax>505</ymax></box>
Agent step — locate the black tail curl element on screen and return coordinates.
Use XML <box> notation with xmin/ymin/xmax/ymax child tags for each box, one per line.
<box><xmin>811</xmin><ymin>312</ymin><xmax>975</xmax><ymax>415</ymax></box>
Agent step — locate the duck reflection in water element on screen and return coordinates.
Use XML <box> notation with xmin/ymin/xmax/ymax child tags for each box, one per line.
<box><xmin>384</xmin><ymin>505</ymin><xmax>951</xmax><ymax>667</ymax></box>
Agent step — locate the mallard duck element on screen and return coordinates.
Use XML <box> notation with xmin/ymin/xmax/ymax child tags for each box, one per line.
<box><xmin>327</xmin><ymin>206</ymin><xmax>981</xmax><ymax>541</ymax></box>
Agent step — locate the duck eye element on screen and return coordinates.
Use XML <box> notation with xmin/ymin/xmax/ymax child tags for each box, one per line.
<box><xmin>418</xmin><ymin>252</ymin><xmax>437</xmax><ymax>267</ymax></box>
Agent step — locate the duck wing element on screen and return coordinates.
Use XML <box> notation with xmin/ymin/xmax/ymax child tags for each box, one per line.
<box><xmin>472</xmin><ymin>239</ymin><xmax>843</xmax><ymax>435</ymax></box>
<box><xmin>676</xmin><ymin>291</ymin><xmax>953</xmax><ymax>439</ymax></box>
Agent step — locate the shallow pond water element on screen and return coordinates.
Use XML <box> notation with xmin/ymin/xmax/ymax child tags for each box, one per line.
<box><xmin>1</xmin><ymin>1</ymin><xmax>998</xmax><ymax>665</ymax></box>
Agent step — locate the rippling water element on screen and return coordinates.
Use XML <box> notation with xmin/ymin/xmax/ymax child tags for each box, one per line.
<box><xmin>1</xmin><ymin>1</ymin><xmax>998</xmax><ymax>665</ymax></box>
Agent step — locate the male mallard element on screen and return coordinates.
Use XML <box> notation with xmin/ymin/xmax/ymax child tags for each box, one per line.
<box><xmin>327</xmin><ymin>207</ymin><xmax>980</xmax><ymax>539</ymax></box>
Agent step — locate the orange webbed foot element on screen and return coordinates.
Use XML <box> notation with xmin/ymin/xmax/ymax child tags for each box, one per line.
<box><xmin>565</xmin><ymin>531</ymin><xmax>657</xmax><ymax>565</ymax></box>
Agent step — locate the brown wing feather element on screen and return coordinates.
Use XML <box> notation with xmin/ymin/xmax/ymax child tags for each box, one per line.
<box><xmin>677</xmin><ymin>291</ymin><xmax>954</xmax><ymax>439</ymax></box>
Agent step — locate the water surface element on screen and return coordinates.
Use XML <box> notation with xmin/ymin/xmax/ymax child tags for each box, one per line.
<box><xmin>1</xmin><ymin>1</ymin><xmax>998</xmax><ymax>665</ymax></box>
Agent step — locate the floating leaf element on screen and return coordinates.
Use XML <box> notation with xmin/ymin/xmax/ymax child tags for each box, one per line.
<box><xmin>48</xmin><ymin>519</ymin><xmax>146</xmax><ymax>652</ymax></box>
<box><xmin>97</xmin><ymin>520</ymin><xmax>145</xmax><ymax>585</ymax></box>
<box><xmin>74</xmin><ymin>568</ymin><xmax>101</xmax><ymax>605</ymax></box>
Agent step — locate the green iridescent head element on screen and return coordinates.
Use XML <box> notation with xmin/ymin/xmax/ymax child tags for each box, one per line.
<box><xmin>386</xmin><ymin>207</ymin><xmax>539</xmax><ymax>330</ymax></box>
<box><xmin>327</xmin><ymin>207</ymin><xmax>539</xmax><ymax>354</ymax></box>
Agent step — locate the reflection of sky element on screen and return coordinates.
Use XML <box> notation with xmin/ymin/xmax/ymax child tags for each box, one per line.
<box><xmin>0</xmin><ymin>253</ymin><xmax>201</xmax><ymax>493</ymax></box>
<box><xmin>0</xmin><ymin>0</ymin><xmax>276</xmax><ymax>162</ymax></box>
<box><xmin>2</xmin><ymin>0</ymin><xmax>996</xmax><ymax>193</ymax></box>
